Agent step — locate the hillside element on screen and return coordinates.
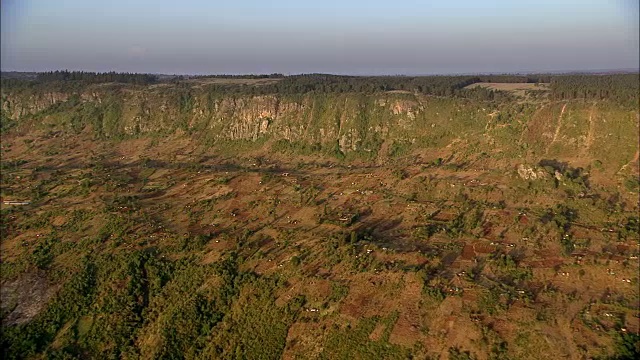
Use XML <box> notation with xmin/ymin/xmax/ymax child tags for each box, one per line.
<box><xmin>1</xmin><ymin>74</ymin><xmax>639</xmax><ymax>359</ymax></box>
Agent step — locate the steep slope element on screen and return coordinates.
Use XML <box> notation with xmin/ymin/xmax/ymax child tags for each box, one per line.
<box><xmin>3</xmin><ymin>83</ymin><xmax>638</xmax><ymax>171</ymax></box>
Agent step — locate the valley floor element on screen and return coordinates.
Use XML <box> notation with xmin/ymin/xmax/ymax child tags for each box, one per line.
<box><xmin>1</xmin><ymin>129</ymin><xmax>638</xmax><ymax>359</ymax></box>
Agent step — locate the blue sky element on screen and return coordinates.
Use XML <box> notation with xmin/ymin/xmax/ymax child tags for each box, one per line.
<box><xmin>1</xmin><ymin>0</ymin><xmax>638</xmax><ymax>75</ymax></box>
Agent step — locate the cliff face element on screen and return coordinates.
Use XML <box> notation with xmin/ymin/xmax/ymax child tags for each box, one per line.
<box><xmin>2</xmin><ymin>91</ymin><xmax>70</xmax><ymax>118</ymax></box>
<box><xmin>2</xmin><ymin>86</ymin><xmax>426</xmax><ymax>155</ymax></box>
<box><xmin>2</xmin><ymin>84</ymin><xmax>638</xmax><ymax>173</ymax></box>
<box><xmin>124</xmin><ymin>91</ymin><xmax>427</xmax><ymax>155</ymax></box>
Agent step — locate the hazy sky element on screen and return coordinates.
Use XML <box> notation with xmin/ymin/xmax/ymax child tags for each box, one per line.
<box><xmin>1</xmin><ymin>0</ymin><xmax>638</xmax><ymax>75</ymax></box>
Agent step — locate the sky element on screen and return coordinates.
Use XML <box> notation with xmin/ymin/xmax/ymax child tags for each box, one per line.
<box><xmin>1</xmin><ymin>0</ymin><xmax>639</xmax><ymax>75</ymax></box>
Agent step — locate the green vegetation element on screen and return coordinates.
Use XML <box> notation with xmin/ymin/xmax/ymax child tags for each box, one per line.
<box><xmin>1</xmin><ymin>72</ymin><xmax>638</xmax><ymax>360</ymax></box>
<box><xmin>321</xmin><ymin>315</ymin><xmax>409</xmax><ymax>359</ymax></box>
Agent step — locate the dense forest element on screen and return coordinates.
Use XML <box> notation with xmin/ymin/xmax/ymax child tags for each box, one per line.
<box><xmin>549</xmin><ymin>74</ymin><xmax>640</xmax><ymax>104</ymax></box>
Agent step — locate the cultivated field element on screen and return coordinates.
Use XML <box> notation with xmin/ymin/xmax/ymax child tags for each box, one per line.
<box><xmin>466</xmin><ymin>82</ymin><xmax>550</xmax><ymax>98</ymax></box>
<box><xmin>186</xmin><ymin>77</ymin><xmax>283</xmax><ymax>86</ymax></box>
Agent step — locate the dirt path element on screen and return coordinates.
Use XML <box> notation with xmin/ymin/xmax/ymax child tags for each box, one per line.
<box><xmin>546</xmin><ymin>103</ymin><xmax>567</xmax><ymax>155</ymax></box>
<box><xmin>581</xmin><ymin>104</ymin><xmax>596</xmax><ymax>157</ymax></box>
<box><xmin>617</xmin><ymin>112</ymin><xmax>640</xmax><ymax>173</ymax></box>
<box><xmin>518</xmin><ymin>100</ymin><xmax>568</xmax><ymax>146</ymax></box>
<box><xmin>519</xmin><ymin>104</ymin><xmax>544</xmax><ymax>145</ymax></box>
<box><xmin>377</xmin><ymin>139</ymin><xmax>391</xmax><ymax>165</ymax></box>
<box><xmin>618</xmin><ymin>149</ymin><xmax>640</xmax><ymax>173</ymax></box>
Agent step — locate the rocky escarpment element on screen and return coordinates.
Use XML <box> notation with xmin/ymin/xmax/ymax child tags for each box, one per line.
<box><xmin>2</xmin><ymin>85</ymin><xmax>426</xmax><ymax>155</ymax></box>
<box><xmin>2</xmin><ymin>91</ymin><xmax>70</xmax><ymax>118</ymax></box>
<box><xmin>2</xmin><ymin>83</ymin><xmax>638</xmax><ymax>173</ymax></box>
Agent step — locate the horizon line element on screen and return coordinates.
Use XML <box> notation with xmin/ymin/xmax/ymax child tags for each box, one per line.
<box><xmin>1</xmin><ymin>67</ymin><xmax>639</xmax><ymax>77</ymax></box>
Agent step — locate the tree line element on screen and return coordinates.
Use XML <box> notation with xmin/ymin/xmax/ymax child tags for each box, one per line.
<box><xmin>2</xmin><ymin>71</ymin><xmax>638</xmax><ymax>105</ymax></box>
<box><xmin>550</xmin><ymin>74</ymin><xmax>639</xmax><ymax>105</ymax></box>
<box><xmin>186</xmin><ymin>73</ymin><xmax>640</xmax><ymax>105</ymax></box>
<box><xmin>34</xmin><ymin>70</ymin><xmax>159</xmax><ymax>85</ymax></box>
